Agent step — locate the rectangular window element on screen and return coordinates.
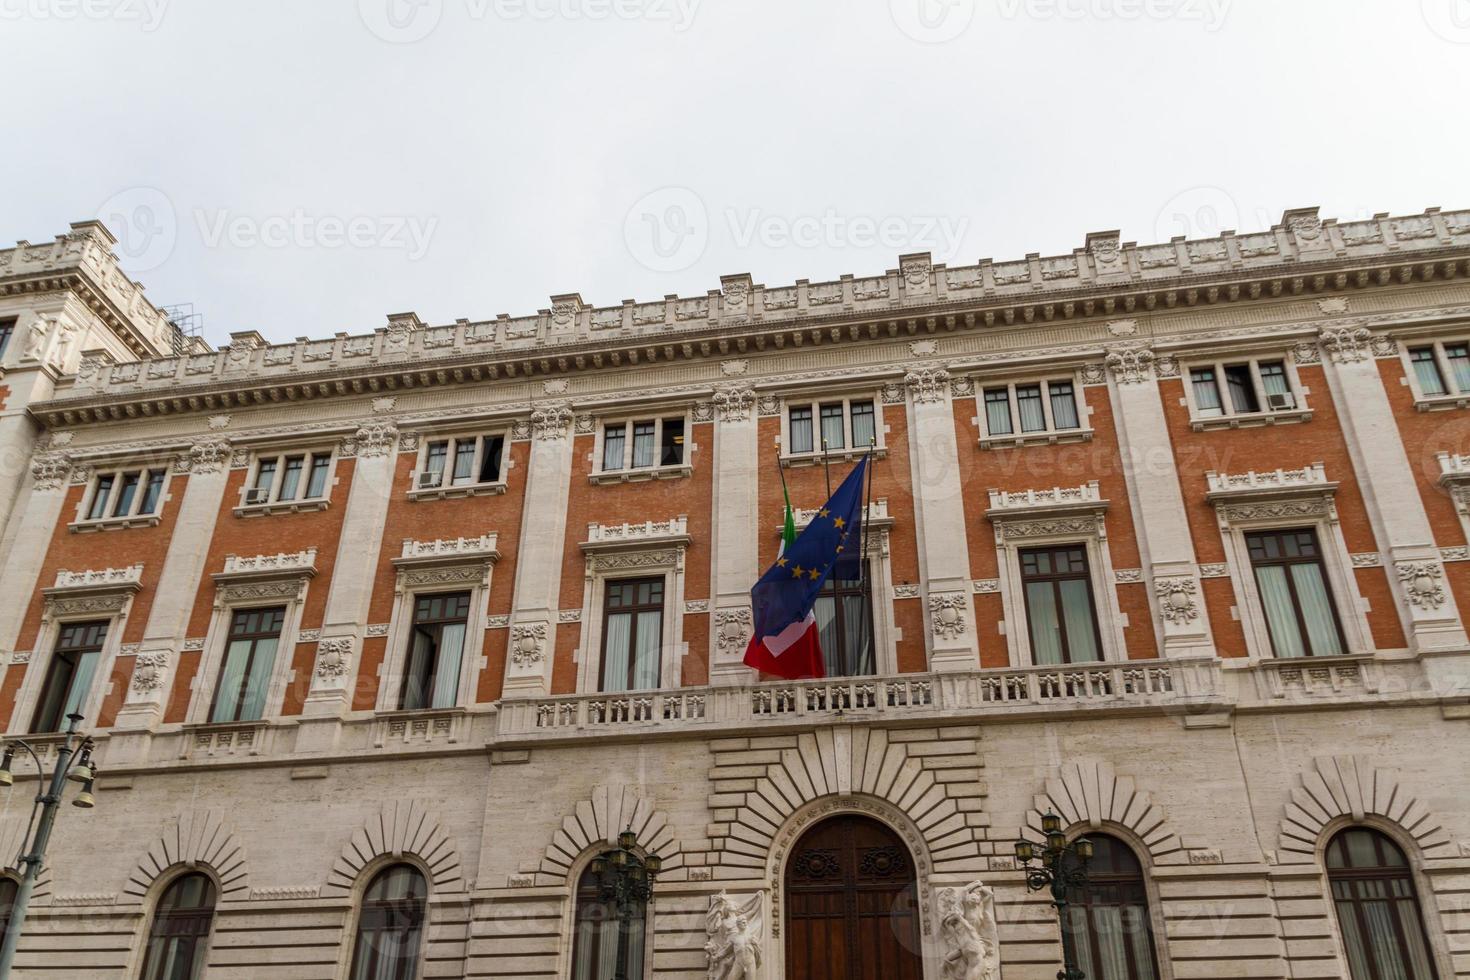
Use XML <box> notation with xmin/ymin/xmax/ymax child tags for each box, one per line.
<box><xmin>1246</xmin><ymin>528</ymin><xmax>1346</xmax><ymax>658</ymax></box>
<box><xmin>1016</xmin><ymin>384</ymin><xmax>1046</xmax><ymax>433</ymax></box>
<box><xmin>451</xmin><ymin>440</ymin><xmax>476</xmax><ymax>484</ymax></box>
<box><xmin>659</xmin><ymin>420</ymin><xmax>685</xmax><ymax>467</ymax></box>
<box><xmin>1410</xmin><ymin>347</ymin><xmax>1449</xmax><ymax>396</ymax></box>
<box><xmin>1258</xmin><ymin>361</ymin><xmax>1295</xmax><ymax>408</ymax></box>
<box><xmin>423</xmin><ymin>441</ymin><xmax>448</xmax><ymax>486</ymax></box>
<box><xmin>31</xmin><ymin>621</ymin><xmax>109</xmax><ymax>733</ymax></box>
<box><xmin>812</xmin><ymin>576</ymin><xmax>874</xmax><ymax>678</ymax></box>
<box><xmin>849</xmin><ymin>401</ymin><xmax>876</xmax><ymax>449</ymax></box>
<box><xmin>1224</xmin><ymin>364</ymin><xmax>1260</xmax><ymax>414</ymax></box>
<box><xmin>247</xmin><ymin>452</ymin><xmax>332</xmax><ymax>505</ymax></box>
<box><xmin>601</xmin><ymin>578</ymin><xmax>663</xmax><ymax>692</ymax></box>
<box><xmin>399</xmin><ymin>592</ymin><xmax>471</xmax><ymax>710</ymax></box>
<box><xmin>788</xmin><ymin>407</ymin><xmax>814</xmax><ymax>454</ymax></box>
<box><xmin>1191</xmin><ymin>367</ymin><xmax>1224</xmax><ymax>417</ymax></box>
<box><xmin>1445</xmin><ymin>343</ymin><xmax>1470</xmax><ymax>392</ymax></box>
<box><xmin>819</xmin><ymin>404</ymin><xmax>846</xmax><ymax>450</ymax></box>
<box><xmin>631</xmin><ymin>421</ymin><xmax>657</xmax><ymax>468</ymax></box>
<box><xmin>1049</xmin><ymin>382</ymin><xmax>1080</xmax><ymax>430</ymax></box>
<box><xmin>209</xmin><ymin>606</ymin><xmax>285</xmax><ymax>723</ymax></box>
<box><xmin>984</xmin><ymin>388</ymin><xmax>1014</xmax><ymax>435</ymax></box>
<box><xmin>418</xmin><ymin>436</ymin><xmax>502</xmax><ymax>490</ymax></box>
<box><xmin>1020</xmin><ymin>545</ymin><xmax>1102</xmax><ymax>665</ymax></box>
<box><xmin>83</xmin><ymin>469</ymin><xmax>166</xmax><ymax>523</ymax></box>
<box><xmin>478</xmin><ymin>436</ymin><xmax>505</xmax><ymax>483</ymax></box>
<box><xmin>1190</xmin><ymin>359</ymin><xmax>1301</xmax><ymax>419</ymax></box>
<box><xmin>0</xmin><ymin>320</ymin><xmax>13</xmax><ymax>360</ymax></box>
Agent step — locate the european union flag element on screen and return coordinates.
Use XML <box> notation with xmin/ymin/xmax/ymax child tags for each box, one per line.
<box><xmin>743</xmin><ymin>456</ymin><xmax>868</xmax><ymax>679</ymax></box>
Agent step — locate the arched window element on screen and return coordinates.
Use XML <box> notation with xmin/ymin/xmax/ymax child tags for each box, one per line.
<box><xmin>1062</xmin><ymin>834</ymin><xmax>1160</xmax><ymax>980</ymax></box>
<box><xmin>1327</xmin><ymin>828</ymin><xmax>1440</xmax><ymax>980</ymax></box>
<box><xmin>569</xmin><ymin>858</ymin><xmax>646</xmax><ymax>980</ymax></box>
<box><xmin>138</xmin><ymin>872</ymin><xmax>216</xmax><ymax>980</ymax></box>
<box><xmin>349</xmin><ymin>864</ymin><xmax>428</xmax><ymax>980</ymax></box>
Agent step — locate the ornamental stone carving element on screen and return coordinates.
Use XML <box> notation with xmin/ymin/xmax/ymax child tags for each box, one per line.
<box><xmin>1396</xmin><ymin>561</ymin><xmax>1447</xmax><ymax>610</ymax></box>
<box><xmin>130</xmin><ymin>653</ymin><xmax>169</xmax><ymax>693</ymax></box>
<box><xmin>706</xmin><ymin>890</ymin><xmax>764</xmax><ymax>980</ymax></box>
<box><xmin>714</xmin><ymin>608</ymin><xmax>752</xmax><ymax>656</ymax></box>
<box><xmin>510</xmin><ymin>623</ymin><xmax>548</xmax><ymax>667</ymax></box>
<box><xmin>905</xmin><ymin>367</ymin><xmax>951</xmax><ymax>404</ymax></box>
<box><xmin>1320</xmin><ymin>326</ymin><xmax>1372</xmax><ymax>363</ymax></box>
<box><xmin>938</xmin><ymin>881</ymin><xmax>1001</xmax><ymax>980</ymax></box>
<box><xmin>755</xmin><ymin>395</ymin><xmax>780</xmax><ymax>417</ymax></box>
<box><xmin>30</xmin><ymin>451</ymin><xmax>71</xmax><ymax>490</ymax></box>
<box><xmin>180</xmin><ymin>439</ymin><xmax>231</xmax><ymax>475</ymax></box>
<box><xmin>929</xmin><ymin>593</ymin><xmax>968</xmax><ymax>640</ymax></box>
<box><xmin>1104</xmin><ymin>345</ymin><xmax>1154</xmax><ymax>385</ymax></box>
<box><xmin>343</xmin><ymin>420</ymin><xmax>399</xmax><ymax>457</ymax></box>
<box><xmin>713</xmin><ymin>386</ymin><xmax>755</xmax><ymax>423</ymax></box>
<box><xmin>315</xmin><ymin>638</ymin><xmax>353</xmax><ymax>677</ymax></box>
<box><xmin>530</xmin><ymin>403</ymin><xmax>572</xmax><ymax>440</ymax></box>
<box><xmin>1154</xmin><ymin>577</ymin><xmax>1200</xmax><ymax>624</ymax></box>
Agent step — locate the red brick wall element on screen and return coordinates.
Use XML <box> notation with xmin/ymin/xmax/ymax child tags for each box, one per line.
<box><xmin>1161</xmin><ymin>365</ymin><xmax>1405</xmax><ymax>654</ymax></box>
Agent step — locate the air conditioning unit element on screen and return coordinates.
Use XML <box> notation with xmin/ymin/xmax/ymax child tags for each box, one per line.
<box><xmin>417</xmin><ymin>471</ymin><xmax>443</xmax><ymax>490</ymax></box>
<box><xmin>1265</xmin><ymin>392</ymin><xmax>1296</xmax><ymax>411</ymax></box>
<box><xmin>244</xmin><ymin>487</ymin><xmax>271</xmax><ymax>506</ymax></box>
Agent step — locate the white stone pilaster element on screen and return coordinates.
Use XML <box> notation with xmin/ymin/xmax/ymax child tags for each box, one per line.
<box><xmin>503</xmin><ymin>405</ymin><xmax>574</xmax><ymax>699</ymax></box>
<box><xmin>1104</xmin><ymin>346</ymin><xmax>1214</xmax><ymax>657</ymax></box>
<box><xmin>1318</xmin><ymin>328</ymin><xmax>1470</xmax><ymax>657</ymax></box>
<box><xmin>904</xmin><ymin>367</ymin><xmax>979</xmax><ymax>671</ymax></box>
<box><xmin>709</xmin><ymin>386</ymin><xmax>759</xmax><ymax>685</ymax></box>
<box><xmin>112</xmin><ymin>442</ymin><xmax>232</xmax><ymax>733</ymax></box>
<box><xmin>302</xmin><ymin>421</ymin><xmax>399</xmax><ymax>717</ymax></box>
<box><xmin>0</xmin><ymin>365</ymin><xmax>58</xmax><ymax>546</ymax></box>
<box><xmin>0</xmin><ymin>467</ymin><xmax>69</xmax><ymax>660</ymax></box>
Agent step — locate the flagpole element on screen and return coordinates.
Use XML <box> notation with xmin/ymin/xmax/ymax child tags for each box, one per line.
<box><xmin>820</xmin><ymin>437</ymin><xmax>833</xmax><ymax>499</ymax></box>
<box><xmin>858</xmin><ymin>440</ymin><xmax>877</xmax><ymax>673</ymax></box>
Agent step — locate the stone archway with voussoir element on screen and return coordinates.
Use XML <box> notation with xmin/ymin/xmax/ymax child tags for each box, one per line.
<box><xmin>321</xmin><ymin>800</ymin><xmax>464</xmax><ymax>897</ymax></box>
<box><xmin>532</xmin><ymin>784</ymin><xmax>686</xmax><ymax>886</ymax></box>
<box><xmin>1026</xmin><ymin>760</ymin><xmax>1185</xmax><ymax>863</ymax></box>
<box><xmin>121</xmin><ymin>809</ymin><xmax>248</xmax><ymax>904</ymax></box>
<box><xmin>1277</xmin><ymin>755</ymin><xmax>1453</xmax><ymax>864</ymax></box>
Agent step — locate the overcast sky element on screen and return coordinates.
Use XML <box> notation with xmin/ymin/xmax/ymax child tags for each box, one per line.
<box><xmin>1</xmin><ymin>0</ymin><xmax>1465</xmax><ymax>346</ymax></box>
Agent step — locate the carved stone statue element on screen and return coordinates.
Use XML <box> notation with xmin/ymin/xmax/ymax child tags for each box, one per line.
<box><xmin>938</xmin><ymin>880</ymin><xmax>1001</xmax><ymax>980</ymax></box>
<box><xmin>23</xmin><ymin>315</ymin><xmax>52</xmax><ymax>360</ymax></box>
<box><xmin>705</xmin><ymin>890</ymin><xmax>763</xmax><ymax>980</ymax></box>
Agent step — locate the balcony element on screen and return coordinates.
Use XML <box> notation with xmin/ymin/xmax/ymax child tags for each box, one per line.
<box><xmin>495</xmin><ymin>657</ymin><xmax>1225</xmax><ymax>743</ymax></box>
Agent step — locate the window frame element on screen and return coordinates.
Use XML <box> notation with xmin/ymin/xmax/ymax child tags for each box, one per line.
<box><xmin>1181</xmin><ymin>355</ymin><xmax>1311</xmax><ymax>430</ymax></box>
<box><xmin>409</xmin><ymin>430</ymin><xmax>509</xmax><ymax>499</ymax></box>
<box><xmin>235</xmin><ymin>448</ymin><xmax>338</xmax><ymax>515</ymax></box>
<box><xmin>1018</xmin><ymin>544</ymin><xmax>1106</xmax><ymax>666</ymax></box>
<box><xmin>137</xmin><ymin>871</ymin><xmax>218</xmax><ymax>980</ymax></box>
<box><xmin>978</xmin><ymin>375</ymin><xmax>1093</xmax><ymax>448</ymax></box>
<box><xmin>9</xmin><ymin>585</ymin><xmax>136</xmax><ymax>737</ymax></box>
<box><xmin>598</xmin><ymin>577</ymin><xmax>666</xmax><ymax>692</ymax></box>
<box><xmin>398</xmin><ymin>590</ymin><xmax>474</xmax><ymax>710</ymax></box>
<box><xmin>29</xmin><ymin>619</ymin><xmax>111</xmax><ymax>735</ymax></box>
<box><xmin>0</xmin><ymin>318</ymin><xmax>14</xmax><ymax>363</ymax></box>
<box><xmin>207</xmin><ymin>605</ymin><xmax>289</xmax><ymax>724</ymax></box>
<box><xmin>574</xmin><ymin>531</ymin><xmax>690</xmax><ymax>695</ymax></box>
<box><xmin>1244</xmin><ymin>528</ymin><xmax>1350</xmax><ymax>659</ymax></box>
<box><xmin>1323</xmin><ymin>826</ymin><xmax>1446</xmax><ymax>980</ymax></box>
<box><xmin>779</xmin><ymin>392</ymin><xmax>885</xmax><ymax>465</ymax></box>
<box><xmin>1401</xmin><ymin>337</ymin><xmax>1470</xmax><ymax>410</ymax></box>
<box><xmin>1060</xmin><ymin>833</ymin><xmax>1166</xmax><ymax>980</ymax></box>
<box><xmin>345</xmin><ymin>861</ymin><xmax>430</xmax><ymax>980</ymax></box>
<box><xmin>72</xmin><ymin>465</ymin><xmax>170</xmax><ymax>531</ymax></box>
<box><xmin>565</xmin><ymin>849</ymin><xmax>655</xmax><ymax>980</ymax></box>
<box><xmin>589</xmin><ymin>412</ymin><xmax>693</xmax><ymax>483</ymax></box>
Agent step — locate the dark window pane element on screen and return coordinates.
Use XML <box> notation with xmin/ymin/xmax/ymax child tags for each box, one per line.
<box><xmin>210</xmin><ymin>605</ymin><xmax>286</xmax><ymax>723</ymax></box>
<box><xmin>1246</xmin><ymin>528</ymin><xmax>1346</xmax><ymax>658</ymax></box>
<box><xmin>1061</xmin><ymin>835</ymin><xmax>1161</xmax><ymax>980</ymax></box>
<box><xmin>1259</xmin><ymin>361</ymin><xmax>1293</xmax><ymax>407</ymax></box>
<box><xmin>139</xmin><ymin>874</ymin><xmax>217</xmax><ymax>980</ymax></box>
<box><xmin>349</xmin><ymin>865</ymin><xmax>427</xmax><ymax>980</ymax></box>
<box><xmin>277</xmin><ymin>456</ymin><xmax>304</xmax><ymax>501</ymax></box>
<box><xmin>423</xmin><ymin>441</ymin><xmax>448</xmax><ymax>486</ymax></box>
<box><xmin>306</xmin><ymin>455</ymin><xmax>331</xmax><ymax>498</ymax></box>
<box><xmin>253</xmin><ymin>458</ymin><xmax>277</xmax><ymax>493</ymax></box>
<box><xmin>480</xmin><ymin>436</ymin><xmax>505</xmax><ymax>482</ymax></box>
<box><xmin>400</xmin><ymin>592</ymin><xmax>471</xmax><ymax>709</ymax></box>
<box><xmin>31</xmin><ymin>621</ymin><xmax>109</xmax><ymax>733</ymax></box>
<box><xmin>789</xmin><ymin>407</ymin><xmax>814</xmax><ymax>454</ymax></box>
<box><xmin>451</xmin><ymin>440</ymin><xmax>476</xmax><ymax>484</ymax></box>
<box><xmin>570</xmin><ymin>861</ymin><xmax>645</xmax><ymax>980</ymax></box>
<box><xmin>601</xmin><ymin>577</ymin><xmax>663</xmax><ymax>691</ymax></box>
<box><xmin>1410</xmin><ymin>347</ymin><xmax>1447</xmax><ymax>396</ymax></box>
<box><xmin>1326</xmin><ymin>828</ymin><xmax>1439</xmax><ymax>980</ymax></box>
<box><xmin>984</xmin><ymin>389</ymin><xmax>1013</xmax><ymax>435</ymax></box>
<box><xmin>1445</xmin><ymin>343</ymin><xmax>1470</xmax><ymax>392</ymax></box>
<box><xmin>659</xmin><ymin>419</ymin><xmax>684</xmax><ymax>466</ymax></box>
<box><xmin>138</xmin><ymin>470</ymin><xmax>166</xmax><ymax>515</ymax></box>
<box><xmin>112</xmin><ymin>472</ymin><xmax>140</xmax><ymax>517</ymax></box>
<box><xmin>632</xmin><ymin>421</ymin><xmax>657</xmax><ymax>468</ymax></box>
<box><xmin>1049</xmin><ymin>382</ymin><xmax>1080</xmax><ymax>429</ymax></box>
<box><xmin>1019</xmin><ymin>546</ymin><xmax>1101</xmax><ymax>664</ymax></box>
<box><xmin>87</xmin><ymin>475</ymin><xmax>115</xmax><ymax>521</ymax></box>
<box><xmin>1016</xmin><ymin>384</ymin><xmax>1045</xmax><ymax>432</ymax></box>
<box><xmin>1224</xmin><ymin>364</ymin><xmax>1259</xmax><ymax>413</ymax></box>
<box><xmin>0</xmin><ymin>321</ymin><xmax>13</xmax><ymax>360</ymax></box>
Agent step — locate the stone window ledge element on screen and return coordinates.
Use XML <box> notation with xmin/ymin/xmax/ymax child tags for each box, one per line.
<box><xmin>1190</xmin><ymin>409</ymin><xmax>1313</xmax><ymax>432</ymax></box>
<box><xmin>589</xmin><ymin>464</ymin><xmax>692</xmax><ymax>485</ymax></box>
<box><xmin>1414</xmin><ymin>394</ymin><xmax>1470</xmax><ymax>413</ymax></box>
<box><xmin>407</xmin><ymin>481</ymin><xmax>507</xmax><ymax>501</ymax></box>
<box><xmin>780</xmin><ymin>447</ymin><xmax>887</xmax><ymax>469</ymax></box>
<box><xmin>979</xmin><ymin>428</ymin><xmax>1092</xmax><ymax>450</ymax></box>
<box><xmin>233</xmin><ymin>499</ymin><xmax>331</xmax><ymax>518</ymax></box>
<box><xmin>69</xmin><ymin>515</ymin><xmax>162</xmax><ymax>533</ymax></box>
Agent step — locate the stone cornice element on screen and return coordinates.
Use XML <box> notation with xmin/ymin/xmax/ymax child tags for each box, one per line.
<box><xmin>24</xmin><ymin>207</ymin><xmax>1470</xmax><ymax>427</ymax></box>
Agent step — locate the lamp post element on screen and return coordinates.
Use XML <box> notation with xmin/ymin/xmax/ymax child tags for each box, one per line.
<box><xmin>0</xmin><ymin>713</ymin><xmax>98</xmax><ymax>979</ymax></box>
<box><xmin>1015</xmin><ymin>811</ymin><xmax>1093</xmax><ymax>980</ymax></box>
<box><xmin>587</xmin><ymin>826</ymin><xmax>661</xmax><ymax>980</ymax></box>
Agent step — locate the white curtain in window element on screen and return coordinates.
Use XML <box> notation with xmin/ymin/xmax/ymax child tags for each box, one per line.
<box><xmin>1089</xmin><ymin>906</ymin><xmax>1131</xmax><ymax>979</ymax></box>
<box><xmin>1049</xmin><ymin>386</ymin><xmax>1080</xmax><ymax>429</ymax></box>
<box><xmin>984</xmin><ymin>393</ymin><xmax>1013</xmax><ymax>435</ymax></box>
<box><xmin>1361</xmin><ymin>895</ymin><xmax>1412</xmax><ymax>980</ymax></box>
<box><xmin>843</xmin><ymin>594</ymin><xmax>874</xmax><ymax>675</ymax></box>
<box><xmin>602</xmin><ymin>429</ymin><xmax>626</xmax><ymax>470</ymax></box>
<box><xmin>1059</xmin><ymin>580</ymin><xmax>1101</xmax><ymax>662</ymax></box>
<box><xmin>212</xmin><ymin>640</ymin><xmax>252</xmax><ymax>722</ymax></box>
<box><xmin>1335</xmin><ymin>896</ymin><xmax>1375</xmax><ymax>980</ymax></box>
<box><xmin>632</xmin><ymin>610</ymin><xmax>661</xmax><ymax>689</ymax></box>
<box><xmin>622</xmin><ymin>918</ymin><xmax>645</xmax><ymax>980</ymax></box>
<box><xmin>1026</xmin><ymin>583</ymin><xmax>1064</xmax><ymax>665</ymax></box>
<box><xmin>603</xmin><ymin>614</ymin><xmax>632</xmax><ymax>691</ymax></box>
<box><xmin>1192</xmin><ymin>372</ymin><xmax>1224</xmax><ymax>415</ymax></box>
<box><xmin>241</xmin><ymin>637</ymin><xmax>278</xmax><ymax>720</ymax></box>
<box><xmin>1067</xmin><ymin>908</ymin><xmax>1098</xmax><ymax>979</ymax></box>
<box><xmin>820</xmin><ymin>410</ymin><xmax>845</xmax><ymax>450</ymax></box>
<box><xmin>1255</xmin><ymin>566</ymin><xmax>1306</xmax><ymax>657</ymax></box>
<box><xmin>403</xmin><ymin>631</ymin><xmax>434</xmax><ymax>708</ymax></box>
<box><xmin>850</xmin><ymin>409</ymin><xmax>876</xmax><ymax>448</ymax></box>
<box><xmin>595</xmin><ymin>915</ymin><xmax>621</xmax><ymax>980</ymax></box>
<box><xmin>571</xmin><ymin>919</ymin><xmax>595</xmax><ymax>980</ymax></box>
<box><xmin>1016</xmin><ymin>387</ymin><xmax>1046</xmax><ymax>432</ymax></box>
<box><xmin>1291</xmin><ymin>564</ymin><xmax>1343</xmax><ymax>656</ymax></box>
<box><xmin>61</xmin><ymin>650</ymin><xmax>101</xmax><ymax>719</ymax></box>
<box><xmin>632</xmin><ymin>428</ymin><xmax>656</xmax><ymax>468</ymax></box>
<box><xmin>431</xmin><ymin>624</ymin><xmax>466</xmax><ymax>708</ymax></box>
<box><xmin>814</xmin><ymin>596</ymin><xmax>841</xmax><ymax>676</ymax></box>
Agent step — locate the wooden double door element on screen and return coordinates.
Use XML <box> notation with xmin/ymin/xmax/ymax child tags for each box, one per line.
<box><xmin>784</xmin><ymin>815</ymin><xmax>924</xmax><ymax>980</ymax></box>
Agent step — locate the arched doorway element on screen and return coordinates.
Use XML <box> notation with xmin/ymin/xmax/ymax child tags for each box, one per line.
<box><xmin>784</xmin><ymin>814</ymin><xmax>923</xmax><ymax>980</ymax></box>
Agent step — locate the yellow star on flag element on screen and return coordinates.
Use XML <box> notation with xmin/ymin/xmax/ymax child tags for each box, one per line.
<box><xmin>791</xmin><ymin>565</ymin><xmax>804</xmax><ymax>578</ymax></box>
<box><xmin>808</xmin><ymin>568</ymin><xmax>820</xmax><ymax>580</ymax></box>
<box><xmin>776</xmin><ymin>557</ymin><xmax>788</xmax><ymax>567</ymax></box>
<box><xmin>833</xmin><ymin>517</ymin><xmax>846</xmax><ymax>529</ymax></box>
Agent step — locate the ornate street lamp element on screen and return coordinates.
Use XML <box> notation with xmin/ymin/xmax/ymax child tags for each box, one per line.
<box><xmin>1015</xmin><ymin>811</ymin><xmax>1094</xmax><ymax>980</ymax></box>
<box><xmin>0</xmin><ymin>713</ymin><xmax>99</xmax><ymax>978</ymax></box>
<box><xmin>586</xmin><ymin>826</ymin><xmax>661</xmax><ymax>980</ymax></box>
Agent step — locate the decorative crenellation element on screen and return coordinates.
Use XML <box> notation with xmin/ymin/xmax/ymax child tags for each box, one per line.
<box><xmin>52</xmin><ymin>565</ymin><xmax>143</xmax><ymax>590</ymax></box>
<box><xmin>556</xmin><ymin>609</ymin><xmax>582</xmax><ymax>624</ymax></box>
<box><xmin>972</xmin><ymin>579</ymin><xmax>1000</xmax><ymax>593</ymax></box>
<box><xmin>399</xmin><ymin>535</ymin><xmax>498</xmax><ymax>560</ymax></box>
<box><xmin>219</xmin><ymin>550</ymin><xmax>317</xmax><ymax>577</ymax></box>
<box><xmin>684</xmin><ymin>599</ymin><xmax>710</xmax><ymax>614</ymax></box>
<box><xmin>988</xmin><ymin>481</ymin><xmax>1102</xmax><ymax>513</ymax></box>
<box><xmin>1351</xmin><ymin>552</ymin><xmax>1383</xmax><ymax>568</ymax></box>
<box><xmin>1206</xmin><ymin>463</ymin><xmax>1331</xmax><ymax>496</ymax></box>
<box><xmin>584</xmin><ymin>517</ymin><xmax>688</xmax><ymax>545</ymax></box>
<box><xmin>1114</xmin><ymin>568</ymin><xmax>1143</xmax><ymax>584</ymax></box>
<box><xmin>1199</xmin><ymin>563</ymin><xmax>1230</xmax><ymax>579</ymax></box>
<box><xmin>893</xmin><ymin>584</ymin><xmax>919</xmax><ymax>599</ymax></box>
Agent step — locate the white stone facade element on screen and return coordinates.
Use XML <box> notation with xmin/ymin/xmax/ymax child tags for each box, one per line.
<box><xmin>0</xmin><ymin>208</ymin><xmax>1465</xmax><ymax>978</ymax></box>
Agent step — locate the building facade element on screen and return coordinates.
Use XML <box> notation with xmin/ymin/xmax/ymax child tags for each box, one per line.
<box><xmin>0</xmin><ymin>209</ymin><xmax>1466</xmax><ymax>979</ymax></box>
